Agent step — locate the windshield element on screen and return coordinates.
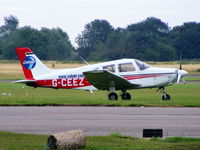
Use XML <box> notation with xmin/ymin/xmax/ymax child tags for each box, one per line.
<box><xmin>135</xmin><ymin>60</ymin><xmax>150</xmax><ymax>70</ymax></box>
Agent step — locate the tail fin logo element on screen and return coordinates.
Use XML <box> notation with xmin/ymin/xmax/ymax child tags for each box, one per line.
<box><xmin>23</xmin><ymin>56</ymin><xmax>36</xmax><ymax>70</ymax></box>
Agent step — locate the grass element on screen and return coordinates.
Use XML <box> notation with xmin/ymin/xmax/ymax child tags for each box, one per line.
<box><xmin>185</xmin><ymin>76</ymin><xmax>200</xmax><ymax>81</ymax></box>
<box><xmin>159</xmin><ymin>137</ymin><xmax>200</xmax><ymax>142</ymax></box>
<box><xmin>0</xmin><ymin>131</ymin><xmax>47</xmax><ymax>150</ymax></box>
<box><xmin>0</xmin><ymin>82</ymin><xmax>200</xmax><ymax>107</ymax></box>
<box><xmin>1</xmin><ymin>131</ymin><xmax>200</xmax><ymax>150</ymax></box>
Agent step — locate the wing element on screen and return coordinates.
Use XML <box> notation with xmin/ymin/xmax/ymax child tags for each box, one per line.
<box><xmin>83</xmin><ymin>70</ymin><xmax>140</xmax><ymax>90</ymax></box>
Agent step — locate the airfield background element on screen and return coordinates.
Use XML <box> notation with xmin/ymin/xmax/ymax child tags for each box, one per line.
<box><xmin>0</xmin><ymin>15</ymin><xmax>199</xmax><ymax>62</ymax></box>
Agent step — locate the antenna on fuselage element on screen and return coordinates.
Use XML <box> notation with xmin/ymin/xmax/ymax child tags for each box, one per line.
<box><xmin>80</xmin><ymin>56</ymin><xmax>90</xmax><ymax>65</ymax></box>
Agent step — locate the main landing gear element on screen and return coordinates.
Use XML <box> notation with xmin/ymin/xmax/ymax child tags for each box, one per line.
<box><xmin>108</xmin><ymin>92</ymin><xmax>118</xmax><ymax>100</ymax></box>
<box><xmin>108</xmin><ymin>91</ymin><xmax>131</xmax><ymax>101</ymax></box>
<box><xmin>158</xmin><ymin>87</ymin><xmax>170</xmax><ymax>101</ymax></box>
<box><xmin>121</xmin><ymin>91</ymin><xmax>131</xmax><ymax>100</ymax></box>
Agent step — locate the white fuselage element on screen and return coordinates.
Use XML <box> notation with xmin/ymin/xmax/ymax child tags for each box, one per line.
<box><xmin>33</xmin><ymin>59</ymin><xmax>184</xmax><ymax>91</ymax></box>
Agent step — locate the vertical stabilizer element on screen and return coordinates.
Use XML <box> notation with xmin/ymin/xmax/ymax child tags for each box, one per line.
<box><xmin>16</xmin><ymin>47</ymin><xmax>52</xmax><ymax>80</ymax></box>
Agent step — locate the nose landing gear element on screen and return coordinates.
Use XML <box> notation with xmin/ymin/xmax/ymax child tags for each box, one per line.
<box><xmin>162</xmin><ymin>93</ymin><xmax>170</xmax><ymax>101</ymax></box>
<box><xmin>158</xmin><ymin>87</ymin><xmax>171</xmax><ymax>101</ymax></box>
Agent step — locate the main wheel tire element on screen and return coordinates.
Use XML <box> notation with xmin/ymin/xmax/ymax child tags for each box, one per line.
<box><xmin>121</xmin><ymin>93</ymin><xmax>131</xmax><ymax>100</ymax></box>
<box><xmin>126</xmin><ymin>93</ymin><xmax>131</xmax><ymax>100</ymax></box>
<box><xmin>108</xmin><ymin>92</ymin><xmax>118</xmax><ymax>100</ymax></box>
<box><xmin>162</xmin><ymin>94</ymin><xmax>170</xmax><ymax>101</ymax></box>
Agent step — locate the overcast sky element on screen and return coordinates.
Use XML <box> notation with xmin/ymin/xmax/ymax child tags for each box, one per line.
<box><xmin>0</xmin><ymin>0</ymin><xmax>200</xmax><ymax>46</ymax></box>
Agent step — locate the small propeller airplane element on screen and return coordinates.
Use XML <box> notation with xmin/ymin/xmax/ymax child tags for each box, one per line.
<box><xmin>14</xmin><ymin>47</ymin><xmax>187</xmax><ymax>101</ymax></box>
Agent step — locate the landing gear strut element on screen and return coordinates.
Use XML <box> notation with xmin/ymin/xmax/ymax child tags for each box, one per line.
<box><xmin>158</xmin><ymin>87</ymin><xmax>170</xmax><ymax>101</ymax></box>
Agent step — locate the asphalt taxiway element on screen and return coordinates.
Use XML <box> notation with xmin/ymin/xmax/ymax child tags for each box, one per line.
<box><xmin>0</xmin><ymin>106</ymin><xmax>200</xmax><ymax>137</ymax></box>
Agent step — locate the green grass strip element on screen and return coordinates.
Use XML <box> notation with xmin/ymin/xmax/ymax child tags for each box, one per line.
<box><xmin>1</xmin><ymin>131</ymin><xmax>200</xmax><ymax>150</ymax></box>
<box><xmin>0</xmin><ymin>82</ymin><xmax>200</xmax><ymax>107</ymax></box>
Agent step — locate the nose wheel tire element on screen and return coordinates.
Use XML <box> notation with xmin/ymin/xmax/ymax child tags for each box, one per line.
<box><xmin>158</xmin><ymin>87</ymin><xmax>171</xmax><ymax>101</ymax></box>
<box><xmin>121</xmin><ymin>93</ymin><xmax>131</xmax><ymax>100</ymax></box>
<box><xmin>162</xmin><ymin>93</ymin><xmax>170</xmax><ymax>101</ymax></box>
<box><xmin>108</xmin><ymin>92</ymin><xmax>118</xmax><ymax>100</ymax></box>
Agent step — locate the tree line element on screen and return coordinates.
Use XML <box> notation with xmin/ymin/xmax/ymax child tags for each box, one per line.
<box><xmin>0</xmin><ymin>15</ymin><xmax>200</xmax><ymax>61</ymax></box>
<box><xmin>0</xmin><ymin>15</ymin><xmax>74</xmax><ymax>60</ymax></box>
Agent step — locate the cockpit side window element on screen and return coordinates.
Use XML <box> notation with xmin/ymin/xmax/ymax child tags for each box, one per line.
<box><xmin>135</xmin><ymin>60</ymin><xmax>150</xmax><ymax>70</ymax></box>
<box><xmin>103</xmin><ymin>64</ymin><xmax>115</xmax><ymax>73</ymax></box>
<box><xmin>118</xmin><ymin>63</ymin><xmax>135</xmax><ymax>72</ymax></box>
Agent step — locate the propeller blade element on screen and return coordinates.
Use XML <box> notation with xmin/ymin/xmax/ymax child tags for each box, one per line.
<box><xmin>176</xmin><ymin>74</ymin><xmax>181</xmax><ymax>84</ymax></box>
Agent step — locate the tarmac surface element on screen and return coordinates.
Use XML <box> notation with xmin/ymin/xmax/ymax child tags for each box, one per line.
<box><xmin>0</xmin><ymin>106</ymin><xmax>200</xmax><ymax>137</ymax></box>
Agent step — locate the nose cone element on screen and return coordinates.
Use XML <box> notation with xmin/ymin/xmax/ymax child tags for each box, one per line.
<box><xmin>178</xmin><ymin>70</ymin><xmax>188</xmax><ymax>76</ymax></box>
<box><xmin>176</xmin><ymin>69</ymin><xmax>188</xmax><ymax>84</ymax></box>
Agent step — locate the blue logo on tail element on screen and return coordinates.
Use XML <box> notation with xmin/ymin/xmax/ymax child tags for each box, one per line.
<box><xmin>23</xmin><ymin>56</ymin><xmax>36</xmax><ymax>70</ymax></box>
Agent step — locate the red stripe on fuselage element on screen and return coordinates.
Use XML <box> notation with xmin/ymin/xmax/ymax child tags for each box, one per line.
<box><xmin>34</xmin><ymin>77</ymin><xmax>91</xmax><ymax>89</ymax></box>
<box><xmin>30</xmin><ymin>74</ymin><xmax>168</xmax><ymax>89</ymax></box>
<box><xmin>123</xmin><ymin>74</ymin><xmax>165</xmax><ymax>80</ymax></box>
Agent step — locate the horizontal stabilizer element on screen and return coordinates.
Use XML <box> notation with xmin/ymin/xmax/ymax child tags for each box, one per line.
<box><xmin>13</xmin><ymin>80</ymin><xmax>36</xmax><ymax>84</ymax></box>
